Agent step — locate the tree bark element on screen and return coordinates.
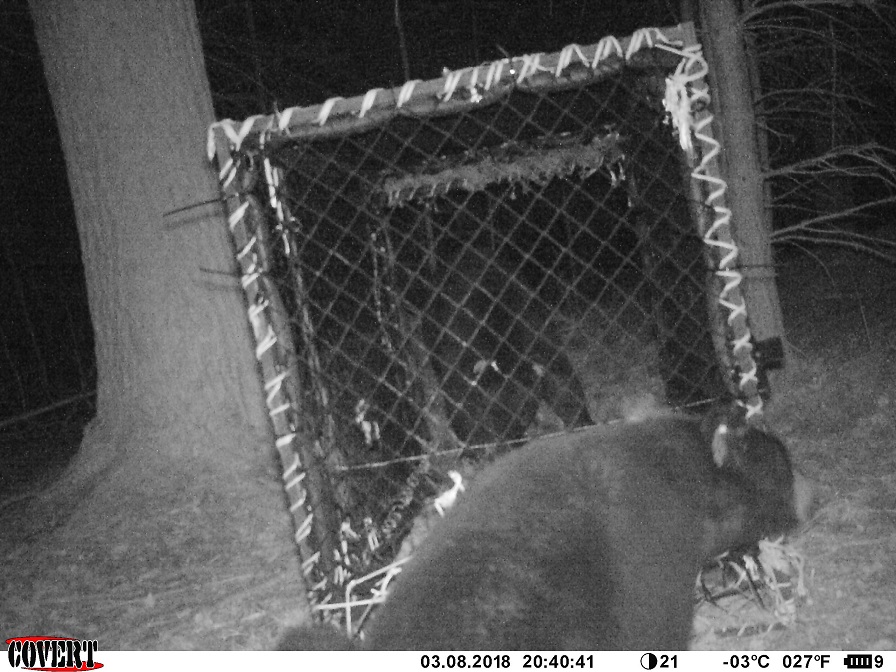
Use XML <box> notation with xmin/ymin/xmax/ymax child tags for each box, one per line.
<box><xmin>24</xmin><ymin>0</ymin><xmax>309</xmax><ymax>648</ymax></box>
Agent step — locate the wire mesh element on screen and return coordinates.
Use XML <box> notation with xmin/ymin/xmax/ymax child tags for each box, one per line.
<box><xmin>210</xmin><ymin>24</ymin><xmax>767</xmax><ymax>630</ymax></box>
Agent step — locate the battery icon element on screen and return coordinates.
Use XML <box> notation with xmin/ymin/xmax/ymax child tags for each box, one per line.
<box><xmin>844</xmin><ymin>654</ymin><xmax>873</xmax><ymax>669</ymax></box>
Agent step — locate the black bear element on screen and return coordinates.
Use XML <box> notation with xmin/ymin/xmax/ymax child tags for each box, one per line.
<box><xmin>280</xmin><ymin>411</ymin><xmax>811</xmax><ymax>651</ymax></box>
<box><xmin>414</xmin><ymin>243</ymin><xmax>592</xmax><ymax>446</ymax></box>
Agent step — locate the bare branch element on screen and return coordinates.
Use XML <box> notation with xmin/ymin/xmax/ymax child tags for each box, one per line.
<box><xmin>772</xmin><ymin>233</ymin><xmax>896</xmax><ymax>263</ymax></box>
<box><xmin>764</xmin><ymin>143</ymin><xmax>896</xmax><ymax>180</ymax></box>
<box><xmin>743</xmin><ymin>0</ymin><xmax>886</xmax><ymax>24</ymax></box>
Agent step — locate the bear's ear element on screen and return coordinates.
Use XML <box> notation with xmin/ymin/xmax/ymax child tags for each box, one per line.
<box><xmin>699</xmin><ymin>401</ymin><xmax>743</xmax><ymax>438</ymax></box>
<box><xmin>710</xmin><ymin>417</ymin><xmax>753</xmax><ymax>468</ymax></box>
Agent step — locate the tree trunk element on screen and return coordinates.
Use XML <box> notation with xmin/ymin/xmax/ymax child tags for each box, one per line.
<box><xmin>23</xmin><ymin>0</ymin><xmax>309</xmax><ymax>648</ymax></box>
<box><xmin>698</xmin><ymin>0</ymin><xmax>788</xmax><ymax>382</ymax></box>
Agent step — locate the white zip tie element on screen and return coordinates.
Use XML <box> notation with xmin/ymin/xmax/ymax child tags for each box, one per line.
<box><xmin>514</xmin><ymin>52</ymin><xmax>548</xmax><ymax>83</ymax></box>
<box><xmin>483</xmin><ymin>59</ymin><xmax>507</xmax><ymax>89</ymax></box>
<box><xmin>235</xmin><ymin>235</ymin><xmax>255</xmax><ymax>261</ymax></box>
<box><xmin>316</xmin><ymin>97</ymin><xmax>344</xmax><ymax>125</ymax></box>
<box><xmin>206</xmin><ymin>123</ymin><xmax>222</xmax><ymax>160</ymax></box>
<box><xmin>269</xmin><ymin>402</ymin><xmax>290</xmax><ymax>418</ymax></box>
<box><xmin>276</xmin><ymin>432</ymin><xmax>297</xmax><ymax>450</ymax></box>
<box><xmin>397</xmin><ymin>80</ymin><xmax>421</xmax><ymax>107</ymax></box>
<box><xmin>300</xmin><ymin>547</ymin><xmax>320</xmax><ymax>572</ymax></box>
<box><xmin>218</xmin><ymin>159</ymin><xmax>237</xmax><ymax>189</ymax></box>
<box><xmin>626</xmin><ymin>28</ymin><xmax>655</xmax><ymax>57</ymax></box>
<box><xmin>308</xmin><ymin>576</ymin><xmax>327</xmax><ymax>592</ymax></box>
<box><xmin>277</xmin><ymin>106</ymin><xmax>295</xmax><ymax>131</ymax></box>
<box><xmin>719</xmin><ymin>296</ymin><xmax>748</xmax><ymax>324</ymax></box>
<box><xmin>591</xmin><ymin>36</ymin><xmax>624</xmax><ymax>66</ymax></box>
<box><xmin>228</xmin><ymin>202</ymin><xmax>249</xmax><ymax>232</ymax></box>
<box><xmin>738</xmin><ymin>363</ymin><xmax>760</xmax><ymax>392</ymax></box>
<box><xmin>732</xmin><ymin>330</ymin><xmax>754</xmax><ymax>355</ymax></box>
<box><xmin>255</xmin><ymin>325</ymin><xmax>277</xmax><ymax>357</ymax></box>
<box><xmin>290</xmin><ymin>488</ymin><xmax>309</xmax><ymax>512</ymax></box>
<box><xmin>247</xmin><ymin>299</ymin><xmax>269</xmax><ymax>324</ymax></box>
<box><xmin>468</xmin><ymin>65</ymin><xmax>481</xmax><ymax>90</ymax></box>
<box><xmin>440</xmin><ymin>68</ymin><xmax>465</xmax><ymax>101</ymax></box>
<box><xmin>284</xmin><ymin>470</ymin><xmax>306</xmax><ymax>490</ymax></box>
<box><xmin>554</xmin><ymin>44</ymin><xmax>587</xmax><ymax>77</ymax></box>
<box><xmin>240</xmin><ymin>270</ymin><xmax>260</xmax><ymax>290</ymax></box>
<box><xmin>207</xmin><ymin>119</ymin><xmax>238</xmax><ymax>153</ymax></box>
<box><xmin>717</xmin><ymin>268</ymin><xmax>743</xmax><ymax>299</ymax></box>
<box><xmin>281</xmin><ymin>451</ymin><xmax>300</xmax><ymax>480</ymax></box>
<box><xmin>215</xmin><ymin>115</ymin><xmax>263</xmax><ymax>152</ymax></box>
<box><xmin>265</xmin><ymin>370</ymin><xmax>288</xmax><ymax>397</ymax></box>
<box><xmin>359</xmin><ymin>88</ymin><xmax>382</xmax><ymax>117</ymax></box>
